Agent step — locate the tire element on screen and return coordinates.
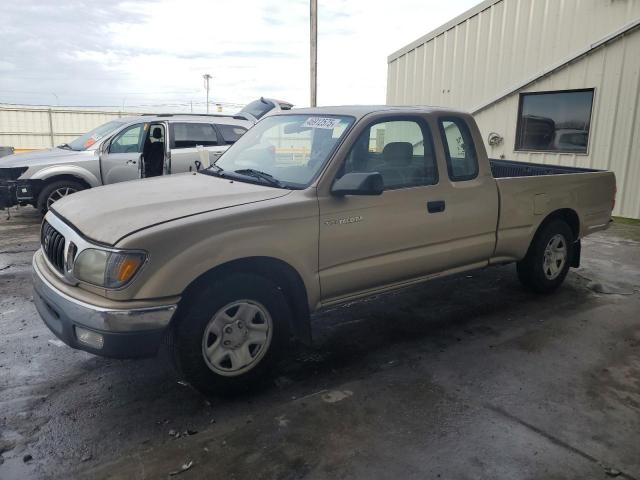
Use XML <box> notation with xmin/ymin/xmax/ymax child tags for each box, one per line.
<box><xmin>517</xmin><ymin>219</ymin><xmax>574</xmax><ymax>294</ymax></box>
<box><xmin>169</xmin><ymin>273</ymin><xmax>291</xmax><ymax>396</ymax></box>
<box><xmin>36</xmin><ymin>179</ymin><xmax>85</xmax><ymax>213</ymax></box>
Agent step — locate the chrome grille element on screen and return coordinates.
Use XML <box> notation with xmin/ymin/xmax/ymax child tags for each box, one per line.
<box><xmin>41</xmin><ymin>220</ymin><xmax>66</xmax><ymax>273</ymax></box>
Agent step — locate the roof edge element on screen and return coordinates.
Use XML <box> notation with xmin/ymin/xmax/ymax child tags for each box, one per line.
<box><xmin>387</xmin><ymin>0</ymin><xmax>502</xmax><ymax>63</ymax></box>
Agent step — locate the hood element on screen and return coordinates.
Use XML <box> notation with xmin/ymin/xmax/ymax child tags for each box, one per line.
<box><xmin>50</xmin><ymin>173</ymin><xmax>291</xmax><ymax>245</ymax></box>
<box><xmin>0</xmin><ymin>147</ymin><xmax>89</xmax><ymax>169</ymax></box>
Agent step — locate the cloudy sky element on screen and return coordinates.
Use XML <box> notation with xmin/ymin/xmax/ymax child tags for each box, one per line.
<box><xmin>1</xmin><ymin>0</ymin><xmax>478</xmax><ymax>112</ymax></box>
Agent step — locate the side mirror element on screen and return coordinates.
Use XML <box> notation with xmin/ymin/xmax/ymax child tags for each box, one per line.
<box><xmin>331</xmin><ymin>172</ymin><xmax>384</xmax><ymax>196</ymax></box>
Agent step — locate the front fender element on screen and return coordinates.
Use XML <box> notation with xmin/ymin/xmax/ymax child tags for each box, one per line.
<box><xmin>29</xmin><ymin>164</ymin><xmax>101</xmax><ymax>187</ymax></box>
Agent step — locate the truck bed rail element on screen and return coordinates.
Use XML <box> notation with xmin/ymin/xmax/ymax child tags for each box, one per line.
<box><xmin>490</xmin><ymin>159</ymin><xmax>599</xmax><ymax>178</ymax></box>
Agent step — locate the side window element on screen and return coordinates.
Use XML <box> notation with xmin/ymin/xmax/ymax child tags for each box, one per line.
<box><xmin>439</xmin><ymin>118</ymin><xmax>478</xmax><ymax>181</ymax></box>
<box><xmin>342</xmin><ymin>119</ymin><xmax>437</xmax><ymax>190</ymax></box>
<box><xmin>171</xmin><ymin>123</ymin><xmax>219</xmax><ymax>149</ymax></box>
<box><xmin>217</xmin><ymin>124</ymin><xmax>248</xmax><ymax>144</ymax></box>
<box><xmin>109</xmin><ymin>124</ymin><xmax>145</xmax><ymax>154</ymax></box>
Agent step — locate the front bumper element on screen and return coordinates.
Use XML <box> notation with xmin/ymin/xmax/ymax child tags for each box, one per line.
<box><xmin>32</xmin><ymin>253</ymin><xmax>177</xmax><ymax>358</ymax></box>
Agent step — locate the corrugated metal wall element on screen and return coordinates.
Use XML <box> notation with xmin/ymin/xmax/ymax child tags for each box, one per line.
<box><xmin>387</xmin><ymin>0</ymin><xmax>640</xmax><ymax>219</ymax></box>
<box><xmin>0</xmin><ymin>106</ymin><xmax>133</xmax><ymax>151</ymax></box>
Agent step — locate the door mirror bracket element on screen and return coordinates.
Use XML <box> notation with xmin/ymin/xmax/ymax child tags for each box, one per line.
<box><xmin>331</xmin><ymin>172</ymin><xmax>384</xmax><ymax>196</ymax></box>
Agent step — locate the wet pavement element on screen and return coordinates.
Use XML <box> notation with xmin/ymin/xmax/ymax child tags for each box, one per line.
<box><xmin>0</xmin><ymin>207</ymin><xmax>639</xmax><ymax>479</ymax></box>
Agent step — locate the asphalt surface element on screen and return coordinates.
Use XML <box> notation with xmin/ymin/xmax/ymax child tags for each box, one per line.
<box><xmin>0</xmin><ymin>207</ymin><xmax>639</xmax><ymax>479</ymax></box>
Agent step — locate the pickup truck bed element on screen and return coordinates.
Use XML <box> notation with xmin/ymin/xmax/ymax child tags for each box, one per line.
<box><xmin>490</xmin><ymin>158</ymin><xmax>614</xmax><ymax>264</ymax></box>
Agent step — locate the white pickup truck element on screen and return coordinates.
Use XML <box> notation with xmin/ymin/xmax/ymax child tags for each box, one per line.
<box><xmin>32</xmin><ymin>106</ymin><xmax>616</xmax><ymax>394</ymax></box>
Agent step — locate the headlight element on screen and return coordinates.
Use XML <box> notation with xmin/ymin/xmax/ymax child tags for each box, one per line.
<box><xmin>73</xmin><ymin>249</ymin><xmax>146</xmax><ymax>288</ymax></box>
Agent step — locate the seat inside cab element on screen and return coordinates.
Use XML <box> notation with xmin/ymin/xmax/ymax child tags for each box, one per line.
<box><xmin>143</xmin><ymin>125</ymin><xmax>165</xmax><ymax>178</ymax></box>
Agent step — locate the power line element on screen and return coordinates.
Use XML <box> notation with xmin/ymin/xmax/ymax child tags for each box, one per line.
<box><xmin>0</xmin><ymin>101</ymin><xmax>246</xmax><ymax>111</ymax></box>
<box><xmin>0</xmin><ymin>100</ymin><xmax>246</xmax><ymax>109</ymax></box>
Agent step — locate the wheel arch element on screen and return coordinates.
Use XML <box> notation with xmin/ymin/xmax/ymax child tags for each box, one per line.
<box><xmin>527</xmin><ymin>208</ymin><xmax>581</xmax><ymax>267</ymax></box>
<box><xmin>31</xmin><ymin>165</ymin><xmax>100</xmax><ymax>188</ymax></box>
<box><xmin>543</xmin><ymin>208</ymin><xmax>580</xmax><ymax>239</ymax></box>
<box><xmin>179</xmin><ymin>256</ymin><xmax>312</xmax><ymax>345</ymax></box>
<box><xmin>37</xmin><ymin>174</ymin><xmax>93</xmax><ymax>190</ymax></box>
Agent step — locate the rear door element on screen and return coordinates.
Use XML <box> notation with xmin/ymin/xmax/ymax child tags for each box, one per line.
<box><xmin>168</xmin><ymin>122</ymin><xmax>225</xmax><ymax>173</ymax></box>
<box><xmin>100</xmin><ymin>123</ymin><xmax>147</xmax><ymax>184</ymax></box>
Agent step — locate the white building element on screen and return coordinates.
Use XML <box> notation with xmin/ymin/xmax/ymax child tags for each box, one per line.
<box><xmin>387</xmin><ymin>0</ymin><xmax>640</xmax><ymax>219</ymax></box>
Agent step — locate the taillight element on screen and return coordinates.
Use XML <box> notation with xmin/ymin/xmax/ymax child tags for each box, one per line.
<box><xmin>612</xmin><ymin>183</ymin><xmax>617</xmax><ymax>211</ymax></box>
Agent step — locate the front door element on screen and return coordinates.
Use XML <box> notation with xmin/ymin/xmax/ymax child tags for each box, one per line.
<box><xmin>100</xmin><ymin>123</ymin><xmax>147</xmax><ymax>184</ymax></box>
<box><xmin>168</xmin><ymin>122</ymin><xmax>226</xmax><ymax>174</ymax></box>
<box><xmin>318</xmin><ymin>118</ymin><xmax>452</xmax><ymax>302</ymax></box>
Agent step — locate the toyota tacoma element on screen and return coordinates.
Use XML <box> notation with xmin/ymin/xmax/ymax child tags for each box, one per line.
<box><xmin>32</xmin><ymin>106</ymin><xmax>616</xmax><ymax>394</ymax></box>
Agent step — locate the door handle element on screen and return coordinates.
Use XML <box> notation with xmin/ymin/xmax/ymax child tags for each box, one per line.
<box><xmin>427</xmin><ymin>200</ymin><xmax>445</xmax><ymax>213</ymax></box>
<box><xmin>126</xmin><ymin>159</ymin><xmax>137</xmax><ymax>165</ymax></box>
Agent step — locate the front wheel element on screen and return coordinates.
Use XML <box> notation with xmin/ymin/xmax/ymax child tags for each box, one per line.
<box><xmin>517</xmin><ymin>219</ymin><xmax>574</xmax><ymax>293</ymax></box>
<box><xmin>36</xmin><ymin>179</ymin><xmax>85</xmax><ymax>213</ymax></box>
<box><xmin>169</xmin><ymin>273</ymin><xmax>291</xmax><ymax>395</ymax></box>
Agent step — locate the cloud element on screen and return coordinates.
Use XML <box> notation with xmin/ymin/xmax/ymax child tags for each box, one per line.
<box><xmin>0</xmin><ymin>0</ymin><xmax>479</xmax><ymax>110</ymax></box>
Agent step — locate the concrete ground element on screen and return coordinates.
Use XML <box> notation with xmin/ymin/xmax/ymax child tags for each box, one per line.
<box><xmin>0</xmin><ymin>207</ymin><xmax>639</xmax><ymax>480</ymax></box>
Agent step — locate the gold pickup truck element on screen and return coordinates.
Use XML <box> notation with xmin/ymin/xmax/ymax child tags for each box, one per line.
<box><xmin>32</xmin><ymin>106</ymin><xmax>616</xmax><ymax>394</ymax></box>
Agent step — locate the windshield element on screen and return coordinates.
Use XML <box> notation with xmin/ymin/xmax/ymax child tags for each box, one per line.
<box><xmin>65</xmin><ymin>120</ymin><xmax>126</xmax><ymax>151</ymax></box>
<box><xmin>213</xmin><ymin>114</ymin><xmax>354</xmax><ymax>188</ymax></box>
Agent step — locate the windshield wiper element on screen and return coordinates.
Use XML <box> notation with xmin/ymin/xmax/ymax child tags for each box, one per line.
<box><xmin>233</xmin><ymin>169</ymin><xmax>283</xmax><ymax>187</ymax></box>
<box><xmin>58</xmin><ymin>143</ymin><xmax>72</xmax><ymax>150</ymax></box>
<box><xmin>201</xmin><ymin>164</ymin><xmax>225</xmax><ymax>177</ymax></box>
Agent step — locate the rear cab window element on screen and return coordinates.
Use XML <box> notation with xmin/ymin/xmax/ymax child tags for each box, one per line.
<box><xmin>438</xmin><ymin>117</ymin><xmax>478</xmax><ymax>181</ymax></box>
<box><xmin>170</xmin><ymin>123</ymin><xmax>219</xmax><ymax>149</ymax></box>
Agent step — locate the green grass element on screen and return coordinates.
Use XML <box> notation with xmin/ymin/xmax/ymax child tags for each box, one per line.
<box><xmin>612</xmin><ymin>216</ymin><xmax>640</xmax><ymax>226</ymax></box>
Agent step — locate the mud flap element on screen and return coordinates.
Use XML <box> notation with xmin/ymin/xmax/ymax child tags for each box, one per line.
<box><xmin>570</xmin><ymin>240</ymin><xmax>581</xmax><ymax>268</ymax></box>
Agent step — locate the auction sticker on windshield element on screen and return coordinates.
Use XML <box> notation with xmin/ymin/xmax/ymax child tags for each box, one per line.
<box><xmin>303</xmin><ymin>117</ymin><xmax>342</xmax><ymax>129</ymax></box>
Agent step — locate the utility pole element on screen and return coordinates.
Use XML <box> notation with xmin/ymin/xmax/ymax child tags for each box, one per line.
<box><xmin>203</xmin><ymin>74</ymin><xmax>212</xmax><ymax>113</ymax></box>
<box><xmin>310</xmin><ymin>0</ymin><xmax>317</xmax><ymax>107</ymax></box>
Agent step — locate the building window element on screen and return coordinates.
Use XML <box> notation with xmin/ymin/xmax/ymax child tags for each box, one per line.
<box><xmin>515</xmin><ymin>89</ymin><xmax>594</xmax><ymax>153</ymax></box>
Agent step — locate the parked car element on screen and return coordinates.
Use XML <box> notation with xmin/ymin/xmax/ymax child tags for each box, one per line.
<box><xmin>0</xmin><ymin>98</ymin><xmax>291</xmax><ymax>212</ymax></box>
<box><xmin>32</xmin><ymin>106</ymin><xmax>616</xmax><ymax>394</ymax></box>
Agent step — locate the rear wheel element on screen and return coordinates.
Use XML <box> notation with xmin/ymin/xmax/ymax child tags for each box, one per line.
<box><xmin>170</xmin><ymin>273</ymin><xmax>291</xmax><ymax>395</ymax></box>
<box><xmin>37</xmin><ymin>179</ymin><xmax>85</xmax><ymax>213</ymax></box>
<box><xmin>517</xmin><ymin>219</ymin><xmax>574</xmax><ymax>293</ymax></box>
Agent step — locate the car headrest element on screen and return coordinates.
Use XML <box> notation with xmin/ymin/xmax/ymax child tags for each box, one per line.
<box><xmin>152</xmin><ymin>128</ymin><xmax>163</xmax><ymax>139</ymax></box>
<box><xmin>382</xmin><ymin>142</ymin><xmax>412</xmax><ymax>166</ymax></box>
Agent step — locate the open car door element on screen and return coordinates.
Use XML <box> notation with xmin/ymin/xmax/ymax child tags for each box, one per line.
<box><xmin>99</xmin><ymin>123</ymin><xmax>148</xmax><ymax>184</ymax></box>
